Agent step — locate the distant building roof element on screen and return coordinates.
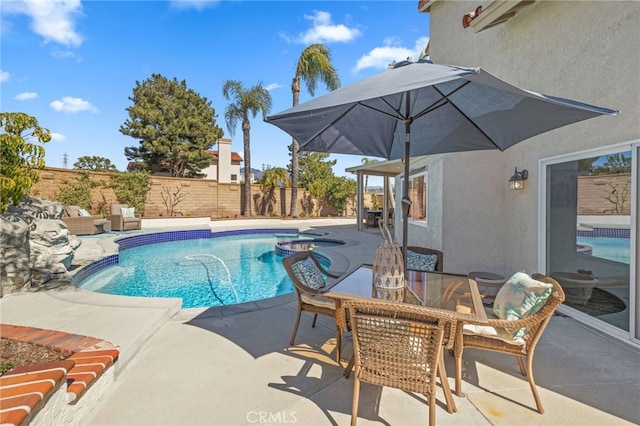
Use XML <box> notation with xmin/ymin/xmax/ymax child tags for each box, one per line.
<box><xmin>206</xmin><ymin>150</ymin><xmax>243</xmax><ymax>163</ymax></box>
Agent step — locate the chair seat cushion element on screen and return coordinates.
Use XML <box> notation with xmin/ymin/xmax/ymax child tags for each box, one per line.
<box><xmin>300</xmin><ymin>292</ymin><xmax>335</xmax><ymax>310</ymax></box>
<box><xmin>493</xmin><ymin>272</ymin><xmax>553</xmax><ymax>339</ymax></box>
<box><xmin>123</xmin><ymin>217</ymin><xmax>141</xmax><ymax>223</ymax></box>
<box><xmin>406</xmin><ymin>250</ymin><xmax>438</xmax><ymax>271</ymax></box>
<box><xmin>292</xmin><ymin>257</ymin><xmax>326</xmax><ymax>290</ymax></box>
<box><xmin>463</xmin><ymin>323</ymin><xmax>524</xmax><ymax>346</ymax></box>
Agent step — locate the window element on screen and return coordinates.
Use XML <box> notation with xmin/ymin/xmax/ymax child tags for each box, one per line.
<box><xmin>230</xmin><ymin>174</ymin><xmax>237</xmax><ymax>181</ymax></box>
<box><xmin>407</xmin><ymin>171</ymin><xmax>428</xmax><ymax>225</ymax></box>
<box><xmin>545</xmin><ymin>149</ymin><xmax>632</xmax><ymax>332</ymax></box>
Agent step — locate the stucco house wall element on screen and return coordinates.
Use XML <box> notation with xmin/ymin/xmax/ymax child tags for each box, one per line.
<box><xmin>403</xmin><ymin>1</ymin><xmax>639</xmax><ymax>276</ymax></box>
<box><xmin>201</xmin><ymin>138</ymin><xmax>241</xmax><ymax>183</ymax></box>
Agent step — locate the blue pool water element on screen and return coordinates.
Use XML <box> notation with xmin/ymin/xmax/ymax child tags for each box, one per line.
<box><xmin>576</xmin><ymin>236</ymin><xmax>630</xmax><ymax>264</ymax></box>
<box><xmin>77</xmin><ymin>232</ymin><xmax>331</xmax><ymax>308</ymax></box>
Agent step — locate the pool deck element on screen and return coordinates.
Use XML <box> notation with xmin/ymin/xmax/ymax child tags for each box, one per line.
<box><xmin>1</xmin><ymin>218</ymin><xmax>639</xmax><ymax>425</ymax></box>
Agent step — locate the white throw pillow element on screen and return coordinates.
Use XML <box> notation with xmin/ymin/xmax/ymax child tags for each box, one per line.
<box><xmin>78</xmin><ymin>208</ymin><xmax>91</xmax><ymax>217</ymax></box>
<box><xmin>121</xmin><ymin>207</ymin><xmax>135</xmax><ymax>218</ymax></box>
<box><xmin>493</xmin><ymin>272</ymin><xmax>553</xmax><ymax>339</ymax></box>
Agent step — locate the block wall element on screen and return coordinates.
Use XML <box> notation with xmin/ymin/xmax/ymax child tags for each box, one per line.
<box><xmin>29</xmin><ymin>167</ymin><xmax>358</xmax><ymax>218</ymax></box>
<box><xmin>577</xmin><ymin>174</ymin><xmax>631</xmax><ymax>215</ymax></box>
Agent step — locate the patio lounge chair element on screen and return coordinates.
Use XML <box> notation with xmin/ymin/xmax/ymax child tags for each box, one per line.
<box><xmin>282</xmin><ymin>251</ymin><xmax>343</xmax><ymax>362</ymax></box>
<box><xmin>62</xmin><ymin>206</ymin><xmax>109</xmax><ymax>235</ymax></box>
<box><xmin>453</xmin><ymin>273</ymin><xmax>565</xmax><ymax>413</ymax></box>
<box><xmin>108</xmin><ymin>204</ymin><xmax>141</xmax><ymax>231</ymax></box>
<box><xmin>343</xmin><ymin>297</ymin><xmax>454</xmax><ymax>426</ymax></box>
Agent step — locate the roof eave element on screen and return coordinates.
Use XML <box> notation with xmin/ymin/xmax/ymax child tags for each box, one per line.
<box><xmin>418</xmin><ymin>0</ymin><xmax>438</xmax><ymax>13</ymax></box>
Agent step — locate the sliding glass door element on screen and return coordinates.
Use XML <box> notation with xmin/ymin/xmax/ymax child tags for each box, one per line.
<box><xmin>544</xmin><ymin>146</ymin><xmax>635</xmax><ymax>336</ymax></box>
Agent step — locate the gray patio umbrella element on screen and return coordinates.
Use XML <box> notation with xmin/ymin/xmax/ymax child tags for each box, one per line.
<box><xmin>265</xmin><ymin>59</ymin><xmax>619</xmax><ymax>259</ymax></box>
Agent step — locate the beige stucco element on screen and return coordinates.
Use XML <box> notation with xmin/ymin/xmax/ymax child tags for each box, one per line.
<box><xmin>202</xmin><ymin>138</ymin><xmax>241</xmax><ymax>183</ymax></box>
<box><xmin>399</xmin><ymin>1</ymin><xmax>639</xmax><ymax>277</ymax></box>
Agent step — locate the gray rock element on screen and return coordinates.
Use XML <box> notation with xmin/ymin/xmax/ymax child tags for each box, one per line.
<box><xmin>0</xmin><ymin>215</ymin><xmax>32</xmax><ymax>295</ymax></box>
<box><xmin>30</xmin><ymin>217</ymin><xmax>79</xmax><ymax>274</ymax></box>
<box><xmin>8</xmin><ymin>195</ymin><xmax>64</xmax><ymax>220</ymax></box>
<box><xmin>1</xmin><ymin>197</ymin><xmax>82</xmax><ymax>295</ymax></box>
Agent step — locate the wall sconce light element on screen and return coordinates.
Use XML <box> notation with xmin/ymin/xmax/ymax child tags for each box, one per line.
<box><xmin>509</xmin><ymin>168</ymin><xmax>528</xmax><ymax>190</ymax></box>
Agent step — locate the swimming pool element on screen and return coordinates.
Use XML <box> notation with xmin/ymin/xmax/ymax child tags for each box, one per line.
<box><xmin>576</xmin><ymin>236</ymin><xmax>630</xmax><ymax>264</ymax></box>
<box><xmin>74</xmin><ymin>229</ymin><xmax>333</xmax><ymax>308</ymax></box>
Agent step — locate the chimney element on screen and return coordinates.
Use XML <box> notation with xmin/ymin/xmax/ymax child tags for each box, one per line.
<box><xmin>217</xmin><ymin>138</ymin><xmax>233</xmax><ymax>183</ymax></box>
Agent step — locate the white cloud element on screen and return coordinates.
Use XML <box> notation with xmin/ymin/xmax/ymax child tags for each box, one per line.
<box><xmin>50</xmin><ymin>132</ymin><xmax>66</xmax><ymax>142</ymax></box>
<box><xmin>354</xmin><ymin>36</ymin><xmax>429</xmax><ymax>72</ymax></box>
<box><xmin>264</xmin><ymin>83</ymin><xmax>283</xmax><ymax>92</ymax></box>
<box><xmin>3</xmin><ymin>0</ymin><xmax>84</xmax><ymax>47</ymax></box>
<box><xmin>281</xmin><ymin>10</ymin><xmax>361</xmax><ymax>44</ymax></box>
<box><xmin>0</xmin><ymin>70</ymin><xmax>9</xmax><ymax>82</ymax></box>
<box><xmin>50</xmin><ymin>96</ymin><xmax>98</xmax><ymax>113</ymax></box>
<box><xmin>14</xmin><ymin>92</ymin><xmax>38</xmax><ymax>101</ymax></box>
<box><xmin>52</xmin><ymin>47</ymin><xmax>78</xmax><ymax>60</ymax></box>
<box><xmin>169</xmin><ymin>0</ymin><xmax>220</xmax><ymax>11</ymax></box>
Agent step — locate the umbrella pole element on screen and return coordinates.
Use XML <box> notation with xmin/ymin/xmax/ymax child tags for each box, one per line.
<box><xmin>401</xmin><ymin>92</ymin><xmax>412</xmax><ymax>272</ymax></box>
<box><xmin>402</xmin><ymin>134</ymin><xmax>411</xmax><ymax>270</ymax></box>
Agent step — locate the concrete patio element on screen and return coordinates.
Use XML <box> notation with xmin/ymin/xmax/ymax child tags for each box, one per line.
<box><xmin>1</xmin><ymin>219</ymin><xmax>639</xmax><ymax>425</ymax></box>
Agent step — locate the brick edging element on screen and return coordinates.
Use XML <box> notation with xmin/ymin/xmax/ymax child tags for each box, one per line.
<box><xmin>0</xmin><ymin>324</ymin><xmax>119</xmax><ymax>426</ymax></box>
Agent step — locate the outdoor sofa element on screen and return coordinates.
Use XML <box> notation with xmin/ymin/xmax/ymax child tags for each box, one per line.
<box><xmin>62</xmin><ymin>206</ymin><xmax>110</xmax><ymax>236</ymax></box>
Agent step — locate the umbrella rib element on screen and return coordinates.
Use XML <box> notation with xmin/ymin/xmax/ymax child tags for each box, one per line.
<box><xmin>360</xmin><ymin>100</ymin><xmax>406</xmax><ymax>120</ymax></box>
<box><xmin>430</xmin><ymin>83</ymin><xmax>503</xmax><ymax>150</ymax></box>
<box><xmin>412</xmin><ymin>80</ymin><xmax>472</xmax><ymax>121</ymax></box>
<box><xmin>299</xmin><ymin>103</ymin><xmax>361</xmax><ymax>150</ymax></box>
<box><xmin>412</xmin><ymin>97</ymin><xmax>449</xmax><ymax>121</ymax></box>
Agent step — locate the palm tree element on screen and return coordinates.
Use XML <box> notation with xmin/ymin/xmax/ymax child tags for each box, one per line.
<box><xmin>259</xmin><ymin>167</ymin><xmax>289</xmax><ymax>216</ymax></box>
<box><xmin>361</xmin><ymin>157</ymin><xmax>379</xmax><ymax>191</ymax></box>
<box><xmin>223</xmin><ymin>80</ymin><xmax>272</xmax><ymax>217</ymax></box>
<box><xmin>290</xmin><ymin>44</ymin><xmax>340</xmax><ymax>217</ymax></box>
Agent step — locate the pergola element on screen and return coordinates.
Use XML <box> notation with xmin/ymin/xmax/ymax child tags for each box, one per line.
<box><xmin>345</xmin><ymin>159</ymin><xmax>404</xmax><ymax>232</ymax></box>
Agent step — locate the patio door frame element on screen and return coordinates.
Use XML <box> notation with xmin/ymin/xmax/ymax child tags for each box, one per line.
<box><xmin>538</xmin><ymin>140</ymin><xmax>639</xmax><ymax>346</ymax></box>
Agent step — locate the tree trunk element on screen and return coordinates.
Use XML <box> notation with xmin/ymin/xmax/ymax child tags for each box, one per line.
<box><xmin>243</xmin><ymin>118</ymin><xmax>252</xmax><ymax>217</ymax></box>
<box><xmin>263</xmin><ymin>187</ymin><xmax>275</xmax><ymax>216</ymax></box>
<box><xmin>290</xmin><ymin>76</ymin><xmax>301</xmax><ymax>217</ymax></box>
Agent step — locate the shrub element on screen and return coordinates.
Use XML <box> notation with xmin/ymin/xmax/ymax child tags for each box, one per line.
<box><xmin>109</xmin><ymin>171</ymin><xmax>151</xmax><ymax>214</ymax></box>
<box><xmin>55</xmin><ymin>172</ymin><xmax>99</xmax><ymax>209</ymax></box>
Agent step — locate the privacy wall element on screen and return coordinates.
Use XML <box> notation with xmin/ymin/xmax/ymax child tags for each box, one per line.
<box><xmin>29</xmin><ymin>167</ymin><xmax>357</xmax><ymax>218</ymax></box>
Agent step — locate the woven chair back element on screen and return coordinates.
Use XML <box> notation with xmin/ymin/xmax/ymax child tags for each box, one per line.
<box><xmin>344</xmin><ymin>298</ymin><xmax>448</xmax><ymax>394</ymax></box>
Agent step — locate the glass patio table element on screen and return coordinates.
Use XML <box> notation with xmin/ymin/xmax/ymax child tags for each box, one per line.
<box><xmin>325</xmin><ymin>264</ymin><xmax>488</xmax><ymax>413</ymax></box>
<box><xmin>326</xmin><ymin>265</ymin><xmax>487</xmax><ymax>322</ymax></box>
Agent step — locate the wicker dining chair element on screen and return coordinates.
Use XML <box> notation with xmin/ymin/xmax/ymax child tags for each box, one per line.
<box><xmin>453</xmin><ymin>273</ymin><xmax>565</xmax><ymax>413</ymax></box>
<box><xmin>343</xmin><ymin>298</ymin><xmax>456</xmax><ymax>426</ymax></box>
<box><xmin>282</xmin><ymin>251</ymin><xmax>343</xmax><ymax>362</ymax></box>
<box><xmin>406</xmin><ymin>246</ymin><xmax>444</xmax><ymax>272</ymax></box>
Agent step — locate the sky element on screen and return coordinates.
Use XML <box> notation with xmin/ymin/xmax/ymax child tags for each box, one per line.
<box><xmin>1</xmin><ymin>0</ymin><xmax>430</xmax><ymax>186</ymax></box>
